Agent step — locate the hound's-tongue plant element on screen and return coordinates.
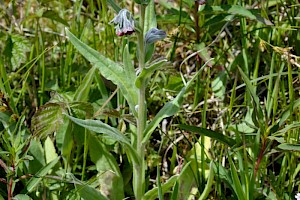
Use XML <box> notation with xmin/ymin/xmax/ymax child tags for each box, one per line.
<box><xmin>65</xmin><ymin>1</ymin><xmax>203</xmax><ymax>199</ymax></box>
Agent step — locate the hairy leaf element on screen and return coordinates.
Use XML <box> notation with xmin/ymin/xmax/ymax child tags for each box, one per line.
<box><xmin>135</xmin><ymin>59</ymin><xmax>168</xmax><ymax>88</ymax></box>
<box><xmin>66</xmin><ymin>115</ymin><xmax>139</xmax><ymax>164</ymax></box>
<box><xmin>66</xmin><ymin>29</ymin><xmax>138</xmax><ymax>116</ymax></box>
<box><xmin>142</xmin><ymin>59</ymin><xmax>212</xmax><ymax>144</ymax></box>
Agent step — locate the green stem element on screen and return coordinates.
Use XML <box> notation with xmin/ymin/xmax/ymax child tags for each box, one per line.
<box><xmin>134</xmin><ymin>4</ymin><xmax>147</xmax><ymax>200</ymax></box>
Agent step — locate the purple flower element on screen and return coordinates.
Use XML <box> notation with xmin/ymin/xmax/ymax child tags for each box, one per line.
<box><xmin>110</xmin><ymin>9</ymin><xmax>135</xmax><ymax>36</ymax></box>
<box><xmin>145</xmin><ymin>28</ymin><xmax>166</xmax><ymax>44</ymax></box>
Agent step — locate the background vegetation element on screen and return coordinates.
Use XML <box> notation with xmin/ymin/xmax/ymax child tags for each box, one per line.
<box><xmin>0</xmin><ymin>0</ymin><xmax>300</xmax><ymax>199</ymax></box>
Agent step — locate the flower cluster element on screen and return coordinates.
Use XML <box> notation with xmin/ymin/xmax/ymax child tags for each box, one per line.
<box><xmin>110</xmin><ymin>9</ymin><xmax>135</xmax><ymax>36</ymax></box>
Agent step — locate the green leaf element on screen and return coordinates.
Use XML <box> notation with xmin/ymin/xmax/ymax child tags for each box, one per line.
<box><xmin>199</xmin><ymin>161</ymin><xmax>215</xmax><ymax>200</ymax></box>
<box><xmin>123</xmin><ymin>45</ymin><xmax>137</xmax><ymax>85</ymax></box>
<box><xmin>42</xmin><ymin>10</ymin><xmax>69</xmax><ymax>26</ymax></box>
<box><xmin>212</xmin><ymin>162</ymin><xmax>234</xmax><ymax>192</ymax></box>
<box><xmin>55</xmin><ymin>116</ymin><xmax>73</xmax><ymax>159</ymax></box>
<box><xmin>107</xmin><ymin>0</ymin><xmax>121</xmax><ymax>12</ymax></box>
<box><xmin>238</xmin><ymin>67</ymin><xmax>265</xmax><ymax>132</ymax></box>
<box><xmin>170</xmin><ymin>180</ymin><xmax>179</xmax><ymax>200</ymax></box>
<box><xmin>9</xmin><ymin>34</ymin><xmax>30</xmax><ymax>71</ymax></box>
<box><xmin>28</xmin><ymin>139</ymin><xmax>45</xmax><ymax>173</ymax></box>
<box><xmin>277</xmin><ymin>143</ymin><xmax>300</xmax><ymax>152</ymax></box>
<box><xmin>31</xmin><ymin>102</ymin><xmax>65</xmax><ymax>138</ymax></box>
<box><xmin>44</xmin><ymin>136</ymin><xmax>58</xmax><ymax>164</ymax></box>
<box><xmin>177</xmin><ymin>161</ymin><xmax>195</xmax><ymax>199</ymax></box>
<box><xmin>135</xmin><ymin>59</ymin><xmax>168</xmax><ymax>88</ymax></box>
<box><xmin>142</xmin><ymin>86</ymin><xmax>186</xmax><ymax>144</ymax></box>
<box><xmin>143</xmin><ymin>175</ymin><xmax>179</xmax><ymax>200</ymax></box>
<box><xmin>145</xmin><ymin>43</ymin><xmax>155</xmax><ymax>62</ymax></box>
<box><xmin>228</xmin><ymin>156</ymin><xmax>246</xmax><ymax>200</ymax></box>
<box><xmin>74</xmin><ymin>66</ymin><xmax>97</xmax><ymax>102</ymax></box>
<box><xmin>66</xmin><ymin>29</ymin><xmax>138</xmax><ymax>116</ymax></box>
<box><xmin>66</xmin><ymin>115</ymin><xmax>130</xmax><ymax>144</ymax></box>
<box><xmin>71</xmin><ymin>176</ymin><xmax>109</xmax><ymax>200</ymax></box>
<box><xmin>144</xmin><ymin>0</ymin><xmax>157</xmax><ymax>34</ymax></box>
<box><xmin>65</xmin><ymin>115</ymin><xmax>139</xmax><ymax>164</ymax></box>
<box><xmin>279</xmin><ymin>99</ymin><xmax>300</xmax><ymax>127</ymax></box>
<box><xmin>26</xmin><ymin>157</ymin><xmax>60</xmax><ymax>193</ymax></box>
<box><xmin>274</xmin><ymin>122</ymin><xmax>300</xmax><ymax>136</ymax></box>
<box><xmin>203</xmin><ymin>5</ymin><xmax>273</xmax><ymax>25</ymax></box>
<box><xmin>142</xmin><ymin>59</ymin><xmax>213</xmax><ymax>144</ymax></box>
<box><xmin>179</xmin><ymin>125</ymin><xmax>236</xmax><ymax>146</ymax></box>
<box><xmin>212</xmin><ymin>71</ymin><xmax>226</xmax><ymax>101</ymax></box>
<box><xmin>89</xmin><ymin>134</ymin><xmax>124</xmax><ymax>199</ymax></box>
<box><xmin>13</xmin><ymin>194</ymin><xmax>33</xmax><ymax>200</ymax></box>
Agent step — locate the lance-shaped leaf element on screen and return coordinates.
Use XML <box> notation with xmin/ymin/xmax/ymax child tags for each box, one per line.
<box><xmin>65</xmin><ymin>115</ymin><xmax>139</xmax><ymax>164</ymax></box>
<box><xmin>123</xmin><ymin>44</ymin><xmax>136</xmax><ymax>84</ymax></box>
<box><xmin>179</xmin><ymin>125</ymin><xmax>236</xmax><ymax>147</ymax></box>
<box><xmin>74</xmin><ymin>66</ymin><xmax>97</xmax><ymax>102</ymax></box>
<box><xmin>144</xmin><ymin>0</ymin><xmax>157</xmax><ymax>34</ymax></box>
<box><xmin>135</xmin><ymin>59</ymin><xmax>168</xmax><ymax>88</ymax></box>
<box><xmin>68</xmin><ymin>174</ymin><xmax>109</xmax><ymax>200</ymax></box>
<box><xmin>66</xmin><ymin>29</ymin><xmax>138</xmax><ymax>116</ymax></box>
<box><xmin>26</xmin><ymin>157</ymin><xmax>60</xmax><ymax>192</ymax></box>
<box><xmin>143</xmin><ymin>175</ymin><xmax>179</xmax><ymax>200</ymax></box>
<box><xmin>277</xmin><ymin>143</ymin><xmax>300</xmax><ymax>152</ymax></box>
<box><xmin>142</xmin><ymin>59</ymin><xmax>213</xmax><ymax>144</ymax></box>
<box><xmin>107</xmin><ymin>0</ymin><xmax>121</xmax><ymax>13</ymax></box>
<box><xmin>202</xmin><ymin>5</ymin><xmax>273</xmax><ymax>25</ymax></box>
<box><xmin>238</xmin><ymin>67</ymin><xmax>265</xmax><ymax>133</ymax></box>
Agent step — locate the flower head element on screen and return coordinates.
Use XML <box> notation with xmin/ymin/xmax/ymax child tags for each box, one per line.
<box><xmin>295</xmin><ymin>193</ymin><xmax>300</xmax><ymax>200</ymax></box>
<box><xmin>110</xmin><ymin>9</ymin><xmax>135</xmax><ymax>36</ymax></box>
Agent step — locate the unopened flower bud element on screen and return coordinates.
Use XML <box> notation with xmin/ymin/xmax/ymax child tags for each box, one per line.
<box><xmin>145</xmin><ymin>28</ymin><xmax>167</xmax><ymax>44</ymax></box>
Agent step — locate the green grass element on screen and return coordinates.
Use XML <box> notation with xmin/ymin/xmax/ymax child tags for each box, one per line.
<box><xmin>0</xmin><ymin>0</ymin><xmax>300</xmax><ymax>199</ymax></box>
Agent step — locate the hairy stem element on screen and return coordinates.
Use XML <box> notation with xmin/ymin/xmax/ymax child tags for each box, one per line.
<box><xmin>134</xmin><ymin>4</ymin><xmax>147</xmax><ymax>200</ymax></box>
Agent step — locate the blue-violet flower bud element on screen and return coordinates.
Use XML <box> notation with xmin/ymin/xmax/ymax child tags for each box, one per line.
<box><xmin>110</xmin><ymin>9</ymin><xmax>135</xmax><ymax>36</ymax></box>
<box><xmin>145</xmin><ymin>28</ymin><xmax>167</xmax><ymax>44</ymax></box>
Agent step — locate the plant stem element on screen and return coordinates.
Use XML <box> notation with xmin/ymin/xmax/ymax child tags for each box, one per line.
<box><xmin>134</xmin><ymin>4</ymin><xmax>147</xmax><ymax>200</ymax></box>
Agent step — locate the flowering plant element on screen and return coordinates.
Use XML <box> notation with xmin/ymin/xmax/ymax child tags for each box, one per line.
<box><xmin>65</xmin><ymin>1</ymin><xmax>203</xmax><ymax>199</ymax></box>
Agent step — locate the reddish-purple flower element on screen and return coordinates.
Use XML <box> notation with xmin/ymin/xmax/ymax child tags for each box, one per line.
<box><xmin>110</xmin><ymin>9</ymin><xmax>135</xmax><ymax>36</ymax></box>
